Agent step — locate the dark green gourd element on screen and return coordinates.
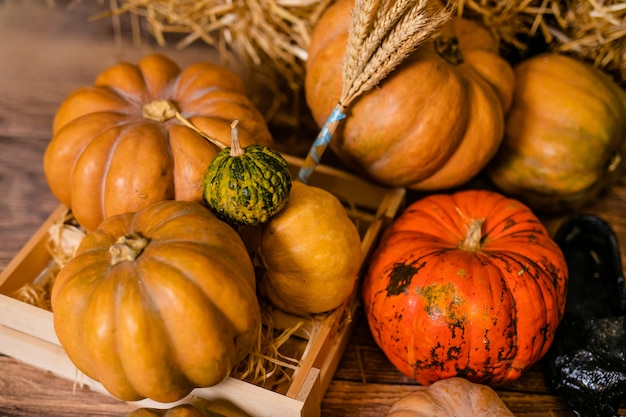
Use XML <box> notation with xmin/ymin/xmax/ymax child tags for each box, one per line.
<box><xmin>202</xmin><ymin>120</ymin><xmax>291</xmax><ymax>226</ymax></box>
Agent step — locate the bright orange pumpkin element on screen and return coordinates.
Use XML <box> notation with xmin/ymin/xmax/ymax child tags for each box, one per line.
<box><xmin>305</xmin><ymin>0</ymin><xmax>515</xmax><ymax>190</ymax></box>
<box><xmin>44</xmin><ymin>53</ymin><xmax>273</xmax><ymax>231</ymax></box>
<box><xmin>362</xmin><ymin>190</ymin><xmax>568</xmax><ymax>386</ymax></box>
<box><xmin>51</xmin><ymin>200</ymin><xmax>261</xmax><ymax>403</ymax></box>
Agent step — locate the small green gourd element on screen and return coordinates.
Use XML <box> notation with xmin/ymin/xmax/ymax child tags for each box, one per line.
<box><xmin>202</xmin><ymin>120</ymin><xmax>292</xmax><ymax>226</ymax></box>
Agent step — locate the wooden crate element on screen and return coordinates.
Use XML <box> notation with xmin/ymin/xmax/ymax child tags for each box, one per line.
<box><xmin>0</xmin><ymin>154</ymin><xmax>405</xmax><ymax>417</ymax></box>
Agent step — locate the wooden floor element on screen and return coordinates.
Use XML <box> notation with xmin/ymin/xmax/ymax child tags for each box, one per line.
<box><xmin>1</xmin><ymin>1</ymin><xmax>625</xmax><ymax>416</ymax></box>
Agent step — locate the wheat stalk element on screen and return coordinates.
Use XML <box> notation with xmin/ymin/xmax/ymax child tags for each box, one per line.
<box><xmin>298</xmin><ymin>0</ymin><xmax>454</xmax><ymax>183</ymax></box>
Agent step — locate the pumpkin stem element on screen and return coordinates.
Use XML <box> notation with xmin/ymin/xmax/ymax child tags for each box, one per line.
<box><xmin>109</xmin><ymin>234</ymin><xmax>148</xmax><ymax>266</ymax></box>
<box><xmin>459</xmin><ymin>219</ymin><xmax>485</xmax><ymax>251</ymax></box>
<box><xmin>434</xmin><ymin>35</ymin><xmax>463</xmax><ymax>66</ymax></box>
<box><xmin>174</xmin><ymin>112</ymin><xmax>226</xmax><ymax>149</ymax></box>
<box><xmin>229</xmin><ymin>120</ymin><xmax>244</xmax><ymax>157</ymax></box>
<box><xmin>142</xmin><ymin>100</ymin><xmax>178</xmax><ymax>122</ymax></box>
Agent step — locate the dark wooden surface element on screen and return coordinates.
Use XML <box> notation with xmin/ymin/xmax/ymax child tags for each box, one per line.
<box><xmin>1</xmin><ymin>2</ymin><xmax>625</xmax><ymax>416</ymax></box>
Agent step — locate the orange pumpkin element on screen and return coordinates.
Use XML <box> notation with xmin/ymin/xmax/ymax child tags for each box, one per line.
<box><xmin>125</xmin><ymin>404</ymin><xmax>205</xmax><ymax>417</ymax></box>
<box><xmin>305</xmin><ymin>0</ymin><xmax>515</xmax><ymax>190</ymax></box>
<box><xmin>44</xmin><ymin>53</ymin><xmax>273</xmax><ymax>231</ymax></box>
<box><xmin>241</xmin><ymin>181</ymin><xmax>362</xmax><ymax>316</ymax></box>
<box><xmin>387</xmin><ymin>377</ymin><xmax>515</xmax><ymax>416</ymax></box>
<box><xmin>362</xmin><ymin>190</ymin><xmax>568</xmax><ymax>386</ymax></box>
<box><xmin>488</xmin><ymin>53</ymin><xmax>626</xmax><ymax>212</ymax></box>
<box><xmin>51</xmin><ymin>200</ymin><xmax>261</xmax><ymax>403</ymax></box>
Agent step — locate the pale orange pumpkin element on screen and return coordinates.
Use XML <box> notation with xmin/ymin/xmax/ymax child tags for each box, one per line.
<box><xmin>387</xmin><ymin>377</ymin><xmax>515</xmax><ymax>416</ymax></box>
<box><xmin>305</xmin><ymin>0</ymin><xmax>515</xmax><ymax>190</ymax></box>
<box><xmin>44</xmin><ymin>53</ymin><xmax>273</xmax><ymax>231</ymax></box>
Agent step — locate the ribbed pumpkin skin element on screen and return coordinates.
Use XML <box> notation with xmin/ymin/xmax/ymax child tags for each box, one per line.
<box><xmin>203</xmin><ymin>145</ymin><xmax>291</xmax><ymax>225</ymax></box>
<box><xmin>43</xmin><ymin>53</ymin><xmax>273</xmax><ymax>231</ymax></box>
<box><xmin>488</xmin><ymin>53</ymin><xmax>626</xmax><ymax>212</ymax></box>
<box><xmin>125</xmin><ymin>404</ymin><xmax>204</xmax><ymax>417</ymax></box>
<box><xmin>50</xmin><ymin>200</ymin><xmax>261</xmax><ymax>403</ymax></box>
<box><xmin>386</xmin><ymin>377</ymin><xmax>515</xmax><ymax>417</ymax></box>
<box><xmin>362</xmin><ymin>190</ymin><xmax>568</xmax><ymax>386</ymax></box>
<box><xmin>305</xmin><ymin>0</ymin><xmax>515</xmax><ymax>190</ymax></box>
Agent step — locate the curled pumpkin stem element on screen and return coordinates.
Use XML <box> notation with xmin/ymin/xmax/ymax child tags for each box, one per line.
<box><xmin>174</xmin><ymin>112</ymin><xmax>227</xmax><ymax>149</ymax></box>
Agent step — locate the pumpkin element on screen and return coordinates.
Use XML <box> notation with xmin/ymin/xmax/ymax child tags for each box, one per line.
<box><xmin>125</xmin><ymin>404</ymin><xmax>206</xmax><ymax>417</ymax></box>
<box><xmin>487</xmin><ymin>53</ymin><xmax>626</xmax><ymax>213</ymax></box>
<box><xmin>202</xmin><ymin>120</ymin><xmax>291</xmax><ymax>226</ymax></box>
<box><xmin>362</xmin><ymin>189</ymin><xmax>568</xmax><ymax>386</ymax></box>
<box><xmin>386</xmin><ymin>377</ymin><xmax>515</xmax><ymax>417</ymax></box>
<box><xmin>43</xmin><ymin>53</ymin><xmax>273</xmax><ymax>231</ymax></box>
<box><xmin>240</xmin><ymin>181</ymin><xmax>361</xmax><ymax>316</ymax></box>
<box><xmin>305</xmin><ymin>0</ymin><xmax>515</xmax><ymax>190</ymax></box>
<box><xmin>50</xmin><ymin>200</ymin><xmax>261</xmax><ymax>403</ymax></box>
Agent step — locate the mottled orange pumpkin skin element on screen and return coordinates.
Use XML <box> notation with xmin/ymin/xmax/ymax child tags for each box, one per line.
<box><xmin>44</xmin><ymin>53</ymin><xmax>273</xmax><ymax>231</ymax></box>
<box><xmin>305</xmin><ymin>0</ymin><xmax>515</xmax><ymax>190</ymax></box>
<box><xmin>362</xmin><ymin>190</ymin><xmax>568</xmax><ymax>386</ymax></box>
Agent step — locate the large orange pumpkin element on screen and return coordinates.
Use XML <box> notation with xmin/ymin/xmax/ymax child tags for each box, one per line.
<box><xmin>44</xmin><ymin>53</ymin><xmax>273</xmax><ymax>231</ymax></box>
<box><xmin>362</xmin><ymin>190</ymin><xmax>568</xmax><ymax>386</ymax></box>
<box><xmin>51</xmin><ymin>200</ymin><xmax>261</xmax><ymax>403</ymax></box>
<box><xmin>305</xmin><ymin>0</ymin><xmax>515</xmax><ymax>190</ymax></box>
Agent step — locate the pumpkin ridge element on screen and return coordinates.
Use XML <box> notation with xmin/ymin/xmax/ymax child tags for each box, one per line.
<box><xmin>101</xmin><ymin>122</ymin><xmax>175</xmax><ymax>222</ymax></box>
<box><xmin>481</xmin><ymin>250</ymin><xmax>557</xmax><ymax>364</ymax></box>
<box><xmin>115</xmin><ymin>265</ymin><xmax>192</xmax><ymax>401</ymax></box>
<box><xmin>144</xmin><ymin>242</ymin><xmax>258</xmax><ymax>350</ymax></box>
<box><xmin>180</xmin><ymin>90</ymin><xmax>249</xmax><ymax>110</ymax></box>
<box><xmin>71</xmin><ymin>126</ymin><xmax>126</xmax><ymax>230</ymax></box>
<box><xmin>135</xmin><ymin>254</ymin><xmax>229</xmax><ymax>373</ymax></box>
<box><xmin>100</xmin><ymin>85</ymin><xmax>148</xmax><ymax>110</ymax></box>
<box><xmin>122</xmin><ymin>246</ymin><xmax>246</xmax><ymax>395</ymax></box>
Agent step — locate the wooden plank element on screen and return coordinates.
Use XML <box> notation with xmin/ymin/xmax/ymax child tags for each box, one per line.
<box><xmin>0</xmin><ymin>356</ymin><xmax>135</xmax><ymax>417</ymax></box>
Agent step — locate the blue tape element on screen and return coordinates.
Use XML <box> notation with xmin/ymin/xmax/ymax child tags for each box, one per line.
<box><xmin>298</xmin><ymin>107</ymin><xmax>346</xmax><ymax>184</ymax></box>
